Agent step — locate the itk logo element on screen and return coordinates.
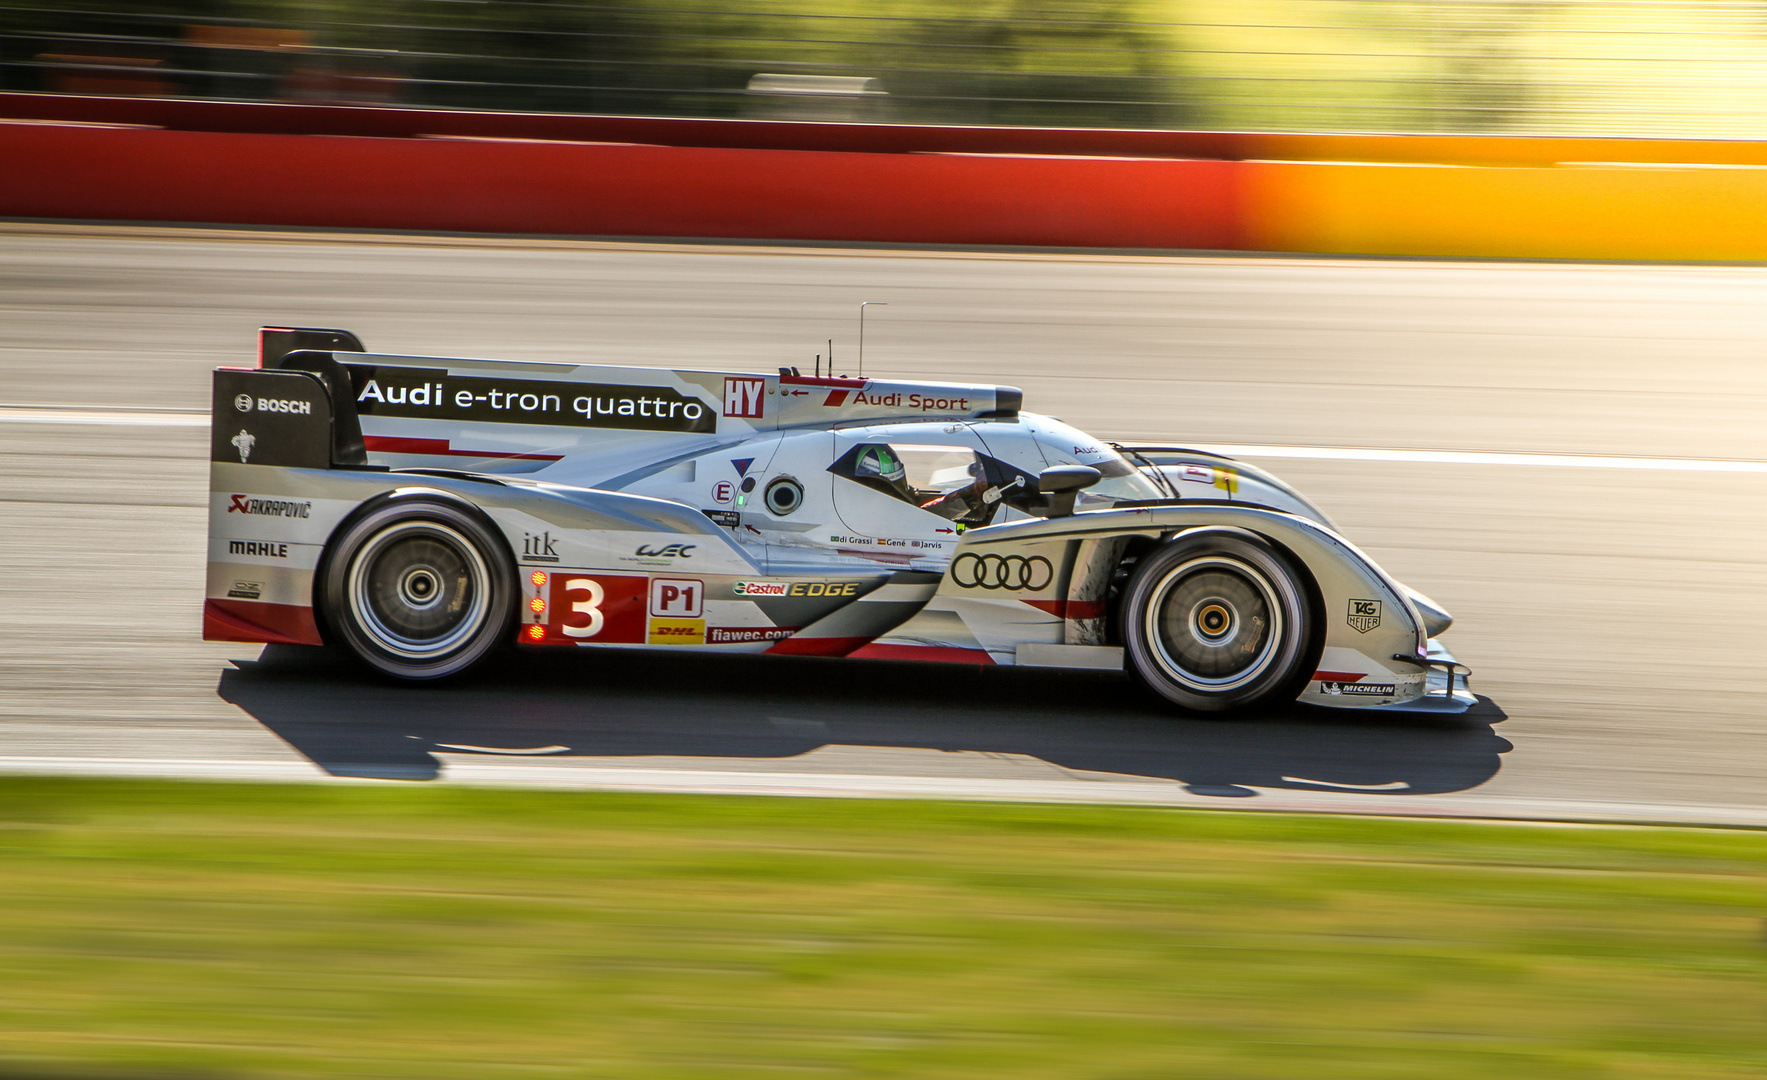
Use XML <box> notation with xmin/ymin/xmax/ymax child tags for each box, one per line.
<box><xmin>230</xmin><ymin>429</ymin><xmax>256</xmax><ymax>463</ymax></box>
<box><xmin>522</xmin><ymin>531</ymin><xmax>560</xmax><ymax>563</ymax></box>
<box><xmin>723</xmin><ymin>377</ymin><xmax>765</xmax><ymax>419</ymax></box>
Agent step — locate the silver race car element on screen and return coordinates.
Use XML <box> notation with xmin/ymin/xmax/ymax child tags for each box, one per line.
<box><xmin>204</xmin><ymin>327</ymin><xmax>1472</xmax><ymax>714</ymax></box>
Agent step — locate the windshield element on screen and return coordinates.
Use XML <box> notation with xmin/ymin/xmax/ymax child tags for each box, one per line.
<box><xmin>1029</xmin><ymin>418</ymin><xmax>1164</xmax><ymax>506</ymax></box>
<box><xmin>831</xmin><ymin>440</ymin><xmax>1014</xmax><ymax>529</ymax></box>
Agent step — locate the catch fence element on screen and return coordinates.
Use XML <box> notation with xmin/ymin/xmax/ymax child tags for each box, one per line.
<box><xmin>5</xmin><ymin>1</ymin><xmax>1767</xmax><ymax>135</ymax></box>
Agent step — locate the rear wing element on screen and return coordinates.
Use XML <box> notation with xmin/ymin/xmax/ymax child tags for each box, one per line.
<box><xmin>242</xmin><ymin>326</ymin><xmax>1023</xmax><ymax>478</ymax></box>
<box><xmin>211</xmin><ymin>364</ymin><xmax>348</xmax><ymax>470</ymax></box>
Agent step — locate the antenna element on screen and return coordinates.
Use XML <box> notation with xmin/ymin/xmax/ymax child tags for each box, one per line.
<box><xmin>814</xmin><ymin>353</ymin><xmax>820</xmax><ymax>378</ymax></box>
<box><xmin>859</xmin><ymin>302</ymin><xmax>887</xmax><ymax>378</ymax></box>
<box><xmin>828</xmin><ymin>338</ymin><xmax>834</xmax><ymax>375</ymax></box>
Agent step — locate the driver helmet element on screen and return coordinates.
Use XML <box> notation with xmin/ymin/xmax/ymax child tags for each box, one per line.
<box><xmin>855</xmin><ymin>445</ymin><xmax>906</xmax><ymax>483</ymax></box>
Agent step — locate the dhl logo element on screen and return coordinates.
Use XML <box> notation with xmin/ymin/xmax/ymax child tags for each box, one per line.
<box><xmin>647</xmin><ymin>617</ymin><xmax>706</xmax><ymax>645</ymax></box>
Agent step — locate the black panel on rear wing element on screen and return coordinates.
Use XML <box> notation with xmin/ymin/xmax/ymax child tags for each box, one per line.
<box><xmin>275</xmin><ymin>350</ymin><xmax>369</xmax><ymax>466</ymax></box>
<box><xmin>211</xmin><ymin>368</ymin><xmax>332</xmax><ymax>470</ymax></box>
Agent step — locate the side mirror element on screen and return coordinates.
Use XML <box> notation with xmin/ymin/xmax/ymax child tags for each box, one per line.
<box><xmin>1038</xmin><ymin>465</ymin><xmax>1101</xmax><ymax>518</ymax></box>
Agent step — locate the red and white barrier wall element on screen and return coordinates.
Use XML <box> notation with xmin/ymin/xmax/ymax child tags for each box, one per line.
<box><xmin>7</xmin><ymin>92</ymin><xmax>1767</xmax><ymax>260</ymax></box>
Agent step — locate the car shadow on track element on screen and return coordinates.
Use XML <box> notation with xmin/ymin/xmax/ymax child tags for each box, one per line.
<box><xmin>218</xmin><ymin>645</ymin><xmax>1511</xmax><ymax>798</ymax></box>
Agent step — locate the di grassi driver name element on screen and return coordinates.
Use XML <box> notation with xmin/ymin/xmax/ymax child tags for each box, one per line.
<box><xmin>348</xmin><ymin>366</ymin><xmax>716</xmax><ymax>434</ymax></box>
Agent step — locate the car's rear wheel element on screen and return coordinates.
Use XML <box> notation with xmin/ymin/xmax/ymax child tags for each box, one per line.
<box><xmin>322</xmin><ymin>497</ymin><xmax>515</xmax><ymax>680</ymax></box>
<box><xmin>1122</xmin><ymin>529</ymin><xmax>1314</xmax><ymax>713</ymax></box>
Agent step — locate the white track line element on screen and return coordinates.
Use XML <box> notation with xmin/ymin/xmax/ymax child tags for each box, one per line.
<box><xmin>4</xmin><ymin>405</ymin><xmax>1764</xmax><ymax>473</ymax></box>
<box><xmin>0</xmin><ymin>405</ymin><xmax>208</xmax><ymax>427</ymax></box>
<box><xmin>1192</xmin><ymin>443</ymin><xmax>1767</xmax><ymax>473</ymax></box>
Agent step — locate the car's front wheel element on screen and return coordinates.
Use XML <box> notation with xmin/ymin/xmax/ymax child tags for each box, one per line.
<box><xmin>321</xmin><ymin>496</ymin><xmax>515</xmax><ymax>680</ymax></box>
<box><xmin>1122</xmin><ymin>529</ymin><xmax>1315</xmax><ymax>713</ymax></box>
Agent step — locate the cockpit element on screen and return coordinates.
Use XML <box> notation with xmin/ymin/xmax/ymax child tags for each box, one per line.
<box><xmin>828</xmin><ymin>415</ymin><xmax>1165</xmax><ymax>530</ymax></box>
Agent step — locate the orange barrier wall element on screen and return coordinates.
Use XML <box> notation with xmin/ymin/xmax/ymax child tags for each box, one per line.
<box><xmin>1245</xmin><ymin>162</ymin><xmax>1767</xmax><ymax>261</ymax></box>
<box><xmin>0</xmin><ymin>122</ymin><xmax>1244</xmax><ymax>249</ymax></box>
<box><xmin>9</xmin><ymin>94</ymin><xmax>1767</xmax><ymax>259</ymax></box>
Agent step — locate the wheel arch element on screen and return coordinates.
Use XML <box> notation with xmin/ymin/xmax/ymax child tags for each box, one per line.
<box><xmin>311</xmin><ymin>485</ymin><xmax>519</xmax><ymax>646</ymax></box>
<box><xmin>1112</xmin><ymin>524</ymin><xmax>1326</xmax><ymax>688</ymax></box>
<box><xmin>964</xmin><ymin>503</ymin><xmax>1428</xmax><ymax>677</ymax></box>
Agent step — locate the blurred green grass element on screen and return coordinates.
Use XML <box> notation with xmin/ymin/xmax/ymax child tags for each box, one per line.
<box><xmin>0</xmin><ymin>778</ymin><xmax>1762</xmax><ymax>1079</ymax></box>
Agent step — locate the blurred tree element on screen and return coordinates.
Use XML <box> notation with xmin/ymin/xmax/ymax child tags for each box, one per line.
<box><xmin>0</xmin><ymin>0</ymin><xmax>1190</xmax><ymax>122</ymax></box>
<box><xmin>891</xmin><ymin>0</ymin><xmax>1189</xmax><ymax>127</ymax></box>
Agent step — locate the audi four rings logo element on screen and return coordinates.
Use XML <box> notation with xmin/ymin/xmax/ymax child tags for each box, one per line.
<box><xmin>952</xmin><ymin>553</ymin><xmax>1053</xmax><ymax>591</ymax></box>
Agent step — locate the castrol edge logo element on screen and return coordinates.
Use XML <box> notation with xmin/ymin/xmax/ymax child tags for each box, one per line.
<box><xmin>733</xmin><ymin>580</ymin><xmax>865</xmax><ymax>598</ymax></box>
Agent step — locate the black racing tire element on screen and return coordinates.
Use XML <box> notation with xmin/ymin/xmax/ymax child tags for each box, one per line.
<box><xmin>1122</xmin><ymin>528</ymin><xmax>1315</xmax><ymax>714</ymax></box>
<box><xmin>320</xmin><ymin>496</ymin><xmax>516</xmax><ymax>681</ymax></box>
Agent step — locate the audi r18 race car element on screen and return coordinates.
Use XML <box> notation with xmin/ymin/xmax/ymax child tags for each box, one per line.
<box><xmin>203</xmin><ymin>327</ymin><xmax>1473</xmax><ymax>714</ymax></box>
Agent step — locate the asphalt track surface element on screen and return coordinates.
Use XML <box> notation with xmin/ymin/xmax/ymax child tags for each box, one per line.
<box><xmin>4</xmin><ymin>222</ymin><xmax>1767</xmax><ymax>826</ymax></box>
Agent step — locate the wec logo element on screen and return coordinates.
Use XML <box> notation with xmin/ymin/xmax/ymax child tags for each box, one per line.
<box><xmin>635</xmin><ymin>543</ymin><xmax>695</xmax><ymax>559</ymax></box>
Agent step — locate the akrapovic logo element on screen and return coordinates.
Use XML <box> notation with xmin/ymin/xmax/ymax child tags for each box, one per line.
<box><xmin>227</xmin><ymin>495</ymin><xmax>312</xmax><ymax>518</ymax></box>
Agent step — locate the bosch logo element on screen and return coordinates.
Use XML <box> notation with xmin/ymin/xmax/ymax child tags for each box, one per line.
<box><xmin>951</xmin><ymin>553</ymin><xmax>1053</xmax><ymax>592</ymax></box>
<box><xmin>233</xmin><ymin>393</ymin><xmax>254</xmax><ymax>413</ymax></box>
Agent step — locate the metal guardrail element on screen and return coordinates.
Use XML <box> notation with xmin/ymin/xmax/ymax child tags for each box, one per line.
<box><xmin>5</xmin><ymin>1</ymin><xmax>1767</xmax><ymax>136</ymax></box>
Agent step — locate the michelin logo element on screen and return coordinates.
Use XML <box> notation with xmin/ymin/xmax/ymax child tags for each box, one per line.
<box><xmin>1319</xmin><ymin>681</ymin><xmax>1397</xmax><ymax>697</ymax></box>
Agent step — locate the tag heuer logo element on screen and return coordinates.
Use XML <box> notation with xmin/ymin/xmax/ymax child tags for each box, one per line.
<box><xmin>234</xmin><ymin>393</ymin><xmax>254</xmax><ymax>413</ymax></box>
<box><xmin>1347</xmin><ymin>599</ymin><xmax>1382</xmax><ymax>633</ymax></box>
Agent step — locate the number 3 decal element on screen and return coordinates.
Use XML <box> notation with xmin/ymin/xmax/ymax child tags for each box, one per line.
<box><xmin>562</xmin><ymin>577</ymin><xmax>605</xmax><ymax>638</ymax></box>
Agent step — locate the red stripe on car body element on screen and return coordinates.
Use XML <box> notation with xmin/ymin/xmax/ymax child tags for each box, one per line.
<box><xmin>203</xmin><ymin>598</ymin><xmax>324</xmax><ymax>646</ymax></box>
<box><xmin>1020</xmin><ymin>598</ymin><xmax>1107</xmax><ymax>620</ymax></box>
<box><xmin>363</xmin><ymin>436</ymin><xmax>563</xmax><ymax>461</ymax></box>
<box><xmin>765</xmin><ymin>635</ymin><xmax>874</xmax><ymax>657</ymax></box>
<box><xmin>846</xmin><ymin>643</ymin><xmax>996</xmax><ymax>665</ymax></box>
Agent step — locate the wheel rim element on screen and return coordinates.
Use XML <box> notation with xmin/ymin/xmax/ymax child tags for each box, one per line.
<box><xmin>1143</xmin><ymin>555</ymin><xmax>1284</xmax><ymax>692</ymax></box>
<box><xmin>347</xmin><ymin>520</ymin><xmax>491</xmax><ymax>660</ymax></box>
